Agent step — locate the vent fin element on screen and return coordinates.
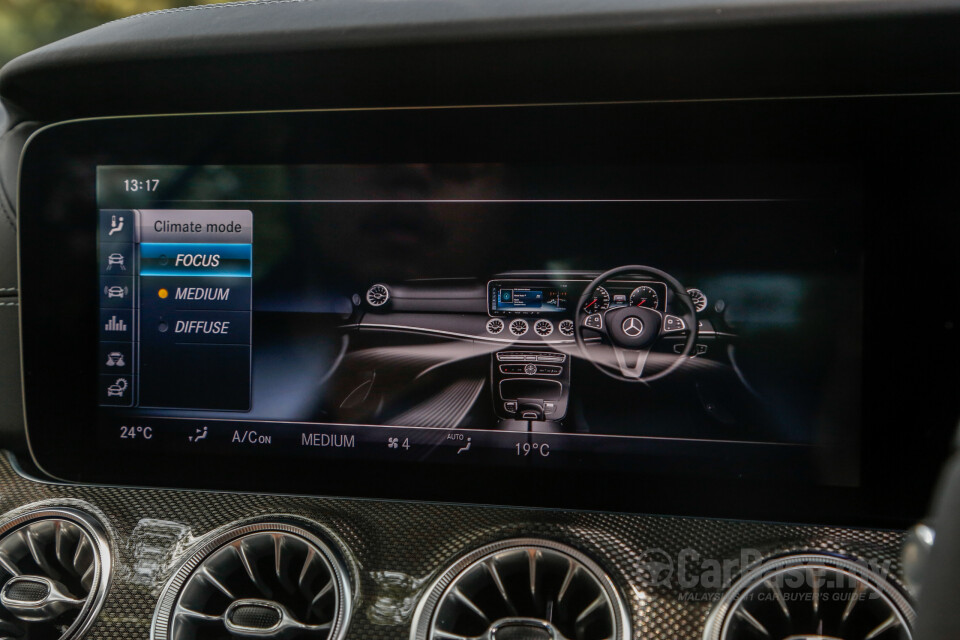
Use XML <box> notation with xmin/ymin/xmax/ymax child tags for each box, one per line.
<box><xmin>198</xmin><ymin>566</ymin><xmax>234</xmax><ymax>599</ymax></box>
<box><xmin>483</xmin><ymin>559</ymin><xmax>517</xmax><ymax>617</ymax></box>
<box><xmin>865</xmin><ymin>614</ymin><xmax>899</xmax><ymax>640</ymax></box>
<box><xmin>0</xmin><ymin>552</ymin><xmax>20</xmax><ymax>578</ymax></box>
<box><xmin>53</xmin><ymin>522</ymin><xmax>65</xmax><ymax>568</ymax></box>
<box><xmin>557</xmin><ymin>560</ymin><xmax>578</xmax><ymax>604</ymax></box>
<box><xmin>176</xmin><ymin>605</ymin><xmax>222</xmax><ymax>623</ymax></box>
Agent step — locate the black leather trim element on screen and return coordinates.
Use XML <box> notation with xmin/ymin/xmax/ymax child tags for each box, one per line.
<box><xmin>0</xmin><ymin>113</ymin><xmax>24</xmax><ymax>450</ymax></box>
<box><xmin>0</xmin><ymin>122</ymin><xmax>38</xmax><ymax>295</ymax></box>
<box><xmin>0</xmin><ymin>194</ymin><xmax>17</xmax><ymax>296</ymax></box>
<box><xmin>2</xmin><ymin>0</ymin><xmax>960</xmax><ymax>121</ymax></box>
<box><xmin>0</xmin><ymin>304</ymin><xmax>24</xmax><ymax>451</ymax></box>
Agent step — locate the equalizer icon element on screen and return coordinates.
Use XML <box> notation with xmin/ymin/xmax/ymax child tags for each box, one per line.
<box><xmin>104</xmin><ymin>315</ymin><xmax>128</xmax><ymax>332</ymax></box>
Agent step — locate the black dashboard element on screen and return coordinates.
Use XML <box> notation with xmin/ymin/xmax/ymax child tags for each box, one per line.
<box><xmin>1</xmin><ymin>2</ymin><xmax>960</xmax><ymax>640</ymax></box>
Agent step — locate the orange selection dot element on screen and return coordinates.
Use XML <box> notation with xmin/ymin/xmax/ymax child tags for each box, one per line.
<box><xmin>158</xmin><ymin>288</ymin><xmax>169</xmax><ymax>299</ymax></box>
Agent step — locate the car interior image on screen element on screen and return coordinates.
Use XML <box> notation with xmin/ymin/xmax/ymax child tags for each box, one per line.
<box><xmin>1</xmin><ymin>2</ymin><xmax>960</xmax><ymax>640</ymax></box>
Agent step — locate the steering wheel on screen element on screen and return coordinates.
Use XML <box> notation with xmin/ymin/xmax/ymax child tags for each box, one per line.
<box><xmin>574</xmin><ymin>265</ymin><xmax>698</xmax><ymax>383</ymax></box>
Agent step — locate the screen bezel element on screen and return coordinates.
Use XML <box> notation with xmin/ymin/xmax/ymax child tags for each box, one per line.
<box><xmin>17</xmin><ymin>100</ymin><xmax>960</xmax><ymax>526</ymax></box>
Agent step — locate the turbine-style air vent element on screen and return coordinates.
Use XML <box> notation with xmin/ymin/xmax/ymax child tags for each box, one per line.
<box><xmin>558</xmin><ymin>320</ymin><xmax>575</xmax><ymax>337</ymax></box>
<box><xmin>0</xmin><ymin>508</ymin><xmax>111</xmax><ymax>640</ymax></box>
<box><xmin>534</xmin><ymin>320</ymin><xmax>554</xmax><ymax>337</ymax></box>
<box><xmin>486</xmin><ymin>319</ymin><xmax>505</xmax><ymax>335</ymax></box>
<box><xmin>152</xmin><ymin>523</ymin><xmax>351</xmax><ymax>640</ymax></box>
<box><xmin>411</xmin><ymin>539</ymin><xmax>631</xmax><ymax>640</ymax></box>
<box><xmin>366</xmin><ymin>284</ymin><xmax>390</xmax><ymax>307</ymax></box>
<box><xmin>686</xmin><ymin>288</ymin><xmax>708</xmax><ymax>313</ymax></box>
<box><xmin>509</xmin><ymin>320</ymin><xmax>528</xmax><ymax>337</ymax></box>
<box><xmin>703</xmin><ymin>554</ymin><xmax>915</xmax><ymax>640</ymax></box>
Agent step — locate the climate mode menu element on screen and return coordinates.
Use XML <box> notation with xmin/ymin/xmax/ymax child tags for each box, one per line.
<box><xmin>98</xmin><ymin>209</ymin><xmax>253</xmax><ymax>411</ymax></box>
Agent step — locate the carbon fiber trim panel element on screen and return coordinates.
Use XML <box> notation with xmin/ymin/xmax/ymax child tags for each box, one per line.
<box><xmin>0</xmin><ymin>454</ymin><xmax>908</xmax><ymax>640</ymax></box>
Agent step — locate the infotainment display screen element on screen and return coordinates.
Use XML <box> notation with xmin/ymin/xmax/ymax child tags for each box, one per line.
<box><xmin>20</xmin><ymin>104</ymin><xmax>958</xmax><ymax>522</ymax></box>
<box><xmin>489</xmin><ymin>283</ymin><xmax>569</xmax><ymax>315</ymax></box>
<box><xmin>89</xmin><ymin>162</ymin><xmax>863</xmax><ymax>486</ymax></box>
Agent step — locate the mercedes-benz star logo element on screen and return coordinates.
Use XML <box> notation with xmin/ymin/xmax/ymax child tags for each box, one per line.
<box><xmin>622</xmin><ymin>316</ymin><xmax>644</xmax><ymax>337</ymax></box>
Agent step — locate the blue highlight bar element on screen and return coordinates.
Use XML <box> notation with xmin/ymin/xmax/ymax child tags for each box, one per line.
<box><xmin>140</xmin><ymin>242</ymin><xmax>252</xmax><ymax>277</ymax></box>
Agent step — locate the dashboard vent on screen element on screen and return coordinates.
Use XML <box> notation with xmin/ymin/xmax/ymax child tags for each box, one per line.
<box><xmin>558</xmin><ymin>320</ymin><xmax>575</xmax><ymax>337</ymax></box>
<box><xmin>365</xmin><ymin>284</ymin><xmax>390</xmax><ymax>307</ymax></box>
<box><xmin>411</xmin><ymin>539</ymin><xmax>631</xmax><ymax>640</ymax></box>
<box><xmin>686</xmin><ymin>288</ymin><xmax>708</xmax><ymax>313</ymax></box>
<box><xmin>486</xmin><ymin>319</ymin><xmax>505</xmax><ymax>335</ymax></box>
<box><xmin>152</xmin><ymin>522</ymin><xmax>351</xmax><ymax>640</ymax></box>
<box><xmin>0</xmin><ymin>508</ymin><xmax>111</xmax><ymax>640</ymax></box>
<box><xmin>703</xmin><ymin>554</ymin><xmax>915</xmax><ymax>640</ymax></box>
<box><xmin>534</xmin><ymin>320</ymin><xmax>554</xmax><ymax>337</ymax></box>
<box><xmin>508</xmin><ymin>319</ymin><xmax>528</xmax><ymax>336</ymax></box>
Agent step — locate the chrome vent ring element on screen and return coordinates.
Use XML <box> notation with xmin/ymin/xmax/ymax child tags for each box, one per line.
<box><xmin>486</xmin><ymin>319</ymin><xmax>505</xmax><ymax>335</ymax></box>
<box><xmin>366</xmin><ymin>284</ymin><xmax>390</xmax><ymax>307</ymax></box>
<box><xmin>686</xmin><ymin>288</ymin><xmax>707</xmax><ymax>313</ymax></box>
<box><xmin>534</xmin><ymin>320</ymin><xmax>554</xmax><ymax>337</ymax></box>
<box><xmin>411</xmin><ymin>538</ymin><xmax>630</xmax><ymax>640</ymax></box>
<box><xmin>152</xmin><ymin>522</ymin><xmax>352</xmax><ymax>640</ymax></box>
<box><xmin>509</xmin><ymin>320</ymin><xmax>529</xmax><ymax>336</ymax></box>
<box><xmin>0</xmin><ymin>508</ymin><xmax>111</xmax><ymax>640</ymax></box>
<box><xmin>703</xmin><ymin>553</ymin><xmax>915</xmax><ymax>640</ymax></box>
